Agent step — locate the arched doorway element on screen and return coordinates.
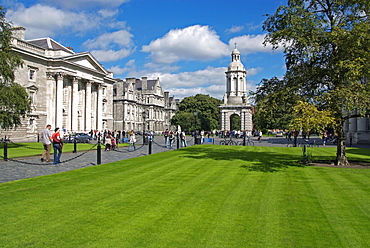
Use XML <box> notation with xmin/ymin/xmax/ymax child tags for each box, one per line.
<box><xmin>230</xmin><ymin>114</ymin><xmax>241</xmax><ymax>130</ymax></box>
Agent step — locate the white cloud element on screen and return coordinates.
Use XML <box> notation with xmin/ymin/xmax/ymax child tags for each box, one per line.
<box><xmin>108</xmin><ymin>59</ymin><xmax>136</xmax><ymax>75</ymax></box>
<box><xmin>229</xmin><ymin>34</ymin><xmax>283</xmax><ymax>54</ymax></box>
<box><xmin>40</xmin><ymin>0</ymin><xmax>130</xmax><ymax>9</ymax></box>
<box><xmin>247</xmin><ymin>67</ymin><xmax>263</xmax><ymax>77</ymax></box>
<box><xmin>84</xmin><ymin>30</ymin><xmax>135</xmax><ymax>62</ymax></box>
<box><xmin>98</xmin><ymin>9</ymin><xmax>119</xmax><ymax>18</ymax></box>
<box><xmin>83</xmin><ymin>30</ymin><xmax>134</xmax><ymax>50</ymax></box>
<box><xmin>142</xmin><ymin>25</ymin><xmax>229</xmax><ymax>64</ymax></box>
<box><xmin>165</xmin><ymin>85</ymin><xmax>225</xmax><ymax>100</ymax></box>
<box><xmin>91</xmin><ymin>49</ymin><xmax>132</xmax><ymax>62</ymax></box>
<box><xmin>122</xmin><ymin>66</ymin><xmax>264</xmax><ymax>100</ymax></box>
<box><xmin>6</xmin><ymin>4</ymin><xmax>101</xmax><ymax>39</ymax></box>
<box><xmin>225</xmin><ymin>25</ymin><xmax>244</xmax><ymax>34</ymax></box>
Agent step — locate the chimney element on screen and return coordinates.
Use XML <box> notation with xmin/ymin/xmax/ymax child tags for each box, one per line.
<box><xmin>142</xmin><ymin>77</ymin><xmax>147</xmax><ymax>90</ymax></box>
<box><xmin>12</xmin><ymin>26</ymin><xmax>26</xmax><ymax>40</ymax></box>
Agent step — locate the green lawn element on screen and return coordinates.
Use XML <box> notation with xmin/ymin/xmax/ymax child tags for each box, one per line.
<box><xmin>1</xmin><ymin>145</ymin><xmax>370</xmax><ymax>247</ymax></box>
<box><xmin>0</xmin><ymin>142</ymin><xmax>127</xmax><ymax>158</ymax></box>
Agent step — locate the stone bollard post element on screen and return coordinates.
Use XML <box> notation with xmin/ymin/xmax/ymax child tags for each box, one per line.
<box><xmin>97</xmin><ymin>137</ymin><xmax>101</xmax><ymax>165</ymax></box>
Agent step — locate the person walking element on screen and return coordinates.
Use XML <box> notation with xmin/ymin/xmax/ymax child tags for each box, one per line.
<box><xmin>163</xmin><ymin>129</ymin><xmax>169</xmax><ymax>148</ymax></box>
<box><xmin>40</xmin><ymin>124</ymin><xmax>52</xmax><ymax>162</ymax></box>
<box><xmin>128</xmin><ymin>130</ymin><xmax>136</xmax><ymax>151</ymax></box>
<box><xmin>51</xmin><ymin>127</ymin><xmax>63</xmax><ymax>164</ymax></box>
<box><xmin>169</xmin><ymin>131</ymin><xmax>175</xmax><ymax>148</ymax></box>
<box><xmin>181</xmin><ymin>131</ymin><xmax>187</xmax><ymax>147</ymax></box>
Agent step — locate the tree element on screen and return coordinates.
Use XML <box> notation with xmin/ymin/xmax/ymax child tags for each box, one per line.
<box><xmin>171</xmin><ymin>94</ymin><xmax>222</xmax><ymax>131</ymax></box>
<box><xmin>263</xmin><ymin>0</ymin><xmax>370</xmax><ymax>165</ymax></box>
<box><xmin>289</xmin><ymin>100</ymin><xmax>335</xmax><ymax>134</ymax></box>
<box><xmin>251</xmin><ymin>77</ymin><xmax>302</xmax><ymax>130</ymax></box>
<box><xmin>0</xmin><ymin>6</ymin><xmax>31</xmax><ymax>129</ymax></box>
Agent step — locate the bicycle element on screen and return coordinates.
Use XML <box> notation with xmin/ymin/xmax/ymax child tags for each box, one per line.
<box><xmin>236</xmin><ymin>137</ymin><xmax>254</xmax><ymax>146</ymax></box>
<box><xmin>219</xmin><ymin>138</ymin><xmax>237</xmax><ymax>145</ymax></box>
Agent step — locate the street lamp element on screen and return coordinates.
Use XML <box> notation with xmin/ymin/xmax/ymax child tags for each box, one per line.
<box><xmin>142</xmin><ymin>111</ymin><xmax>147</xmax><ymax>145</ymax></box>
<box><xmin>193</xmin><ymin>110</ymin><xmax>198</xmax><ymax>135</ymax></box>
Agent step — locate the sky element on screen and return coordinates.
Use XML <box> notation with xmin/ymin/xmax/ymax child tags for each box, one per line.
<box><xmin>2</xmin><ymin>0</ymin><xmax>287</xmax><ymax>100</ymax></box>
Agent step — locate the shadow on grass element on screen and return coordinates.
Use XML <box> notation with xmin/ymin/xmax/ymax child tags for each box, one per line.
<box><xmin>345</xmin><ymin>148</ymin><xmax>370</xmax><ymax>161</ymax></box>
<box><xmin>176</xmin><ymin>145</ymin><xmax>303</xmax><ymax>173</ymax></box>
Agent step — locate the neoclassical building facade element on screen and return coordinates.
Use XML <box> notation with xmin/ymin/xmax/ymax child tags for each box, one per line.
<box><xmin>219</xmin><ymin>48</ymin><xmax>253</xmax><ymax>132</ymax></box>
<box><xmin>3</xmin><ymin>27</ymin><xmax>115</xmax><ymax>141</ymax></box>
<box><xmin>344</xmin><ymin>116</ymin><xmax>370</xmax><ymax>144</ymax></box>
<box><xmin>113</xmin><ymin>77</ymin><xmax>179</xmax><ymax>132</ymax></box>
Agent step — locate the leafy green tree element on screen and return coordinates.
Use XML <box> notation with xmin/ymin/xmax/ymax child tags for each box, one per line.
<box><xmin>251</xmin><ymin>77</ymin><xmax>302</xmax><ymax>130</ymax></box>
<box><xmin>171</xmin><ymin>94</ymin><xmax>222</xmax><ymax>131</ymax></box>
<box><xmin>289</xmin><ymin>101</ymin><xmax>335</xmax><ymax>134</ymax></box>
<box><xmin>0</xmin><ymin>6</ymin><xmax>31</xmax><ymax>129</ymax></box>
<box><xmin>263</xmin><ymin>0</ymin><xmax>370</xmax><ymax>165</ymax></box>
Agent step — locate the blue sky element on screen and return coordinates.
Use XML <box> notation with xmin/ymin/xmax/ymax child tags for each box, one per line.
<box><xmin>2</xmin><ymin>0</ymin><xmax>287</xmax><ymax>99</ymax></box>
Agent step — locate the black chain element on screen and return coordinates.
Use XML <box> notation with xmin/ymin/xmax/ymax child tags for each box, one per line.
<box><xmin>0</xmin><ymin>143</ymin><xmax>98</xmax><ymax>165</ymax></box>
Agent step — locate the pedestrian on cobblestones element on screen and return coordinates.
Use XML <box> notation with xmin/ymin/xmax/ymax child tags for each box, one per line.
<box><xmin>41</xmin><ymin>124</ymin><xmax>52</xmax><ymax>162</ymax></box>
<box><xmin>51</xmin><ymin>127</ymin><xmax>63</xmax><ymax>164</ymax></box>
<box><xmin>128</xmin><ymin>130</ymin><xmax>136</xmax><ymax>151</ymax></box>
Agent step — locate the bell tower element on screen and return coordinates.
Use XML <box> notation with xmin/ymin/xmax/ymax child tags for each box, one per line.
<box><xmin>219</xmin><ymin>47</ymin><xmax>253</xmax><ymax>132</ymax></box>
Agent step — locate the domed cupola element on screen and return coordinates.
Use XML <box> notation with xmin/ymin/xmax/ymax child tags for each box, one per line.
<box><xmin>228</xmin><ymin>48</ymin><xmax>245</xmax><ymax>72</ymax></box>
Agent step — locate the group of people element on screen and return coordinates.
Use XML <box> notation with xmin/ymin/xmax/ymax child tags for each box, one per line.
<box><xmin>40</xmin><ymin>124</ymin><xmax>63</xmax><ymax>164</ymax></box>
<box><xmin>163</xmin><ymin>129</ymin><xmax>188</xmax><ymax>148</ymax></box>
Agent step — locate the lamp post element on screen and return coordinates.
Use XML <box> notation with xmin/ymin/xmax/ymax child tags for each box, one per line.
<box><xmin>142</xmin><ymin>111</ymin><xmax>147</xmax><ymax>145</ymax></box>
<box><xmin>194</xmin><ymin>110</ymin><xmax>198</xmax><ymax>145</ymax></box>
<box><xmin>193</xmin><ymin>110</ymin><xmax>198</xmax><ymax>135</ymax></box>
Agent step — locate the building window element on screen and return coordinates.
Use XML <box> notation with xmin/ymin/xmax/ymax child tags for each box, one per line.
<box><xmin>29</xmin><ymin>69</ymin><xmax>36</xmax><ymax>81</ymax></box>
<box><xmin>102</xmin><ymin>87</ymin><xmax>106</xmax><ymax>96</ymax></box>
<box><xmin>29</xmin><ymin>91</ymin><xmax>35</xmax><ymax>105</ymax></box>
<box><xmin>102</xmin><ymin>102</ymin><xmax>106</xmax><ymax>113</ymax></box>
<box><xmin>366</xmin><ymin>118</ymin><xmax>370</xmax><ymax>131</ymax></box>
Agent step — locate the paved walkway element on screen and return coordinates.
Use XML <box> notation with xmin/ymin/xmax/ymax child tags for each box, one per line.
<box><xmin>1</xmin><ymin>136</ymin><xmax>368</xmax><ymax>184</ymax></box>
<box><xmin>0</xmin><ymin>136</ymin><xmax>195</xmax><ymax>184</ymax></box>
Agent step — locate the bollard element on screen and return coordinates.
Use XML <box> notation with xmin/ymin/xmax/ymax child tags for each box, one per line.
<box><xmin>3</xmin><ymin>140</ymin><xmax>8</xmax><ymax>161</ymax></box>
<box><xmin>243</xmin><ymin>135</ymin><xmax>246</xmax><ymax>146</ymax></box>
<box><xmin>149</xmin><ymin>138</ymin><xmax>152</xmax><ymax>155</ymax></box>
<box><xmin>97</xmin><ymin>138</ymin><xmax>101</xmax><ymax>165</ymax></box>
<box><xmin>176</xmin><ymin>133</ymin><xmax>179</xmax><ymax>149</ymax></box>
<box><xmin>73</xmin><ymin>137</ymin><xmax>77</xmax><ymax>153</ymax></box>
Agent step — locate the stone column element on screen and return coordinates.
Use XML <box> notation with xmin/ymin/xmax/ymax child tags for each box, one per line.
<box><xmin>55</xmin><ymin>72</ymin><xmax>64</xmax><ymax>129</ymax></box>
<box><xmin>85</xmin><ymin>81</ymin><xmax>92</xmax><ymax>132</ymax></box>
<box><xmin>72</xmin><ymin>77</ymin><xmax>79</xmax><ymax>132</ymax></box>
<box><xmin>357</xmin><ymin>117</ymin><xmax>367</xmax><ymax>143</ymax></box>
<box><xmin>46</xmin><ymin>72</ymin><xmax>55</xmax><ymax>126</ymax></box>
<box><xmin>97</xmin><ymin>83</ymin><xmax>103</xmax><ymax>131</ymax></box>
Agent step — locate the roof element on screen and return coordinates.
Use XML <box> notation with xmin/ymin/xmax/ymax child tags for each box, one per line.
<box><xmin>135</xmin><ymin>79</ymin><xmax>157</xmax><ymax>90</ymax></box>
<box><xmin>26</xmin><ymin>38</ymin><xmax>74</xmax><ymax>54</ymax></box>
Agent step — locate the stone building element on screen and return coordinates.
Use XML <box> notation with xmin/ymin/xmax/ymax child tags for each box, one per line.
<box><xmin>344</xmin><ymin>116</ymin><xmax>370</xmax><ymax>145</ymax></box>
<box><xmin>3</xmin><ymin>27</ymin><xmax>115</xmax><ymax>141</ymax></box>
<box><xmin>113</xmin><ymin>77</ymin><xmax>179</xmax><ymax>133</ymax></box>
<box><xmin>219</xmin><ymin>48</ymin><xmax>253</xmax><ymax>132</ymax></box>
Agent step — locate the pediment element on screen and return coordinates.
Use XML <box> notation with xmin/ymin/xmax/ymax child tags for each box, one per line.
<box><xmin>63</xmin><ymin>52</ymin><xmax>108</xmax><ymax>75</ymax></box>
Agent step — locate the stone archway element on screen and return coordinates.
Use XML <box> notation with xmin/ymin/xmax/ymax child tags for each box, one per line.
<box><xmin>230</xmin><ymin>114</ymin><xmax>241</xmax><ymax>130</ymax></box>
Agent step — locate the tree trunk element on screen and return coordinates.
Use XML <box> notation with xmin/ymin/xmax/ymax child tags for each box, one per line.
<box><xmin>335</xmin><ymin>125</ymin><xmax>349</xmax><ymax>166</ymax></box>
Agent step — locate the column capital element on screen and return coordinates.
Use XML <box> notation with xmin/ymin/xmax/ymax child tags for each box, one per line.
<box><xmin>46</xmin><ymin>72</ymin><xmax>55</xmax><ymax>80</ymax></box>
<box><xmin>55</xmin><ymin>72</ymin><xmax>65</xmax><ymax>80</ymax></box>
<box><xmin>72</xmin><ymin>76</ymin><xmax>81</xmax><ymax>83</ymax></box>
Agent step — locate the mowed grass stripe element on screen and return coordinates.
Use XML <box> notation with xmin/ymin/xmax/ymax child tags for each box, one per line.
<box><xmin>1</xmin><ymin>146</ymin><xmax>370</xmax><ymax>247</ymax></box>
<box><xmin>1</xmin><ymin>152</ymin><xmax>208</xmax><ymax>246</ymax></box>
<box><xmin>305</xmin><ymin>167</ymin><xmax>370</xmax><ymax>247</ymax></box>
<box><xmin>108</xmin><ymin>160</ymin><xmax>243</xmax><ymax>247</ymax></box>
